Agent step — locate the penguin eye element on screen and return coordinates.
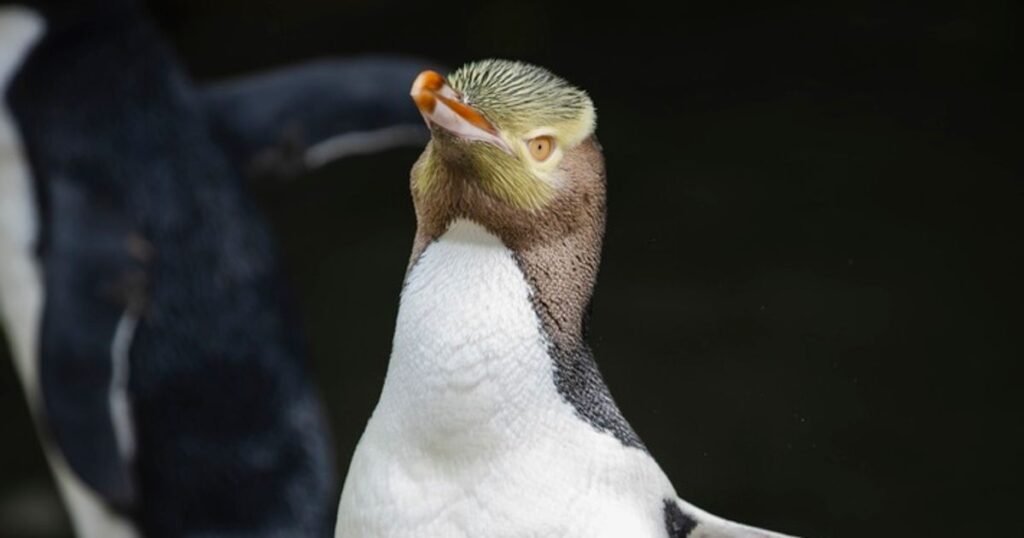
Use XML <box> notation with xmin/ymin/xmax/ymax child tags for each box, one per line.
<box><xmin>526</xmin><ymin>136</ymin><xmax>555</xmax><ymax>162</ymax></box>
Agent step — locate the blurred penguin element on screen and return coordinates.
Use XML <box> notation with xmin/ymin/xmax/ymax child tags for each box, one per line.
<box><xmin>0</xmin><ymin>0</ymin><xmax>431</xmax><ymax>536</ymax></box>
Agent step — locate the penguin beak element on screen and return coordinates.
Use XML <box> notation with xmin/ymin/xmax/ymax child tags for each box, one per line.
<box><xmin>411</xmin><ymin>70</ymin><xmax>513</xmax><ymax>154</ymax></box>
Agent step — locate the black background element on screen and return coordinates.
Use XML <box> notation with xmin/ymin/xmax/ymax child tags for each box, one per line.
<box><xmin>1</xmin><ymin>1</ymin><xmax>1020</xmax><ymax>536</ymax></box>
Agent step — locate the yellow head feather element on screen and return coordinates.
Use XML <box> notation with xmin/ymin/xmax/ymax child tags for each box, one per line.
<box><xmin>415</xmin><ymin>60</ymin><xmax>596</xmax><ymax>211</ymax></box>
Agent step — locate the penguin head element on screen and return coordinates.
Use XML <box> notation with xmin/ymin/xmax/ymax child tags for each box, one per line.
<box><xmin>408</xmin><ymin>60</ymin><xmax>606</xmax><ymax>344</ymax></box>
<box><xmin>409</xmin><ymin>59</ymin><xmax>605</xmax><ymax>233</ymax></box>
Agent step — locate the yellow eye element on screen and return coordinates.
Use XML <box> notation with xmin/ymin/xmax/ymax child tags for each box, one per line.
<box><xmin>527</xmin><ymin>136</ymin><xmax>555</xmax><ymax>161</ymax></box>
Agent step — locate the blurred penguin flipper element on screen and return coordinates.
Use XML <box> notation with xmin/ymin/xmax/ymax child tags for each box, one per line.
<box><xmin>200</xmin><ymin>56</ymin><xmax>443</xmax><ymax>180</ymax></box>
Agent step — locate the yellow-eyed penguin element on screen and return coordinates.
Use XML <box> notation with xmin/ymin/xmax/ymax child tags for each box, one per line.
<box><xmin>334</xmin><ymin>60</ymin><xmax>799</xmax><ymax>537</ymax></box>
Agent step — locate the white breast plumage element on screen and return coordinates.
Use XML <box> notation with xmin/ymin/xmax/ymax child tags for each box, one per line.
<box><xmin>0</xmin><ymin>5</ymin><xmax>44</xmax><ymax>410</ymax></box>
<box><xmin>335</xmin><ymin>219</ymin><xmax>676</xmax><ymax>538</ymax></box>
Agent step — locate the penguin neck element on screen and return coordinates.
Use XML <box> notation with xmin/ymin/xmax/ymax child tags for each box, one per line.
<box><xmin>407</xmin><ymin>136</ymin><xmax>608</xmax><ymax>353</ymax></box>
<box><xmin>406</xmin><ymin>208</ymin><xmax>604</xmax><ymax>353</ymax></box>
<box><xmin>512</xmin><ymin>213</ymin><xmax>602</xmax><ymax>353</ymax></box>
<box><xmin>380</xmin><ymin>218</ymin><xmax>596</xmax><ymax>453</ymax></box>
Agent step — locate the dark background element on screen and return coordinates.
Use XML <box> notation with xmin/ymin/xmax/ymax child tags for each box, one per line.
<box><xmin>1</xmin><ymin>1</ymin><xmax>1020</xmax><ymax>536</ymax></box>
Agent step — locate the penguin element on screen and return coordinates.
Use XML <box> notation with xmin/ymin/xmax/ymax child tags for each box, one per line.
<box><xmin>334</xmin><ymin>60</ymin><xmax>799</xmax><ymax>537</ymax></box>
<box><xmin>0</xmin><ymin>0</ymin><xmax>437</xmax><ymax>535</ymax></box>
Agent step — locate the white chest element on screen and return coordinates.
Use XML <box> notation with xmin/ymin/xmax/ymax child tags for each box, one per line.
<box><xmin>336</xmin><ymin>220</ymin><xmax>675</xmax><ymax>538</ymax></box>
<box><xmin>0</xmin><ymin>5</ymin><xmax>45</xmax><ymax>407</ymax></box>
<box><xmin>381</xmin><ymin>219</ymin><xmax>555</xmax><ymax>450</ymax></box>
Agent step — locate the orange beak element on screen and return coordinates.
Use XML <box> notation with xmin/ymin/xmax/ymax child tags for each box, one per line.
<box><xmin>410</xmin><ymin>70</ymin><xmax>512</xmax><ymax>154</ymax></box>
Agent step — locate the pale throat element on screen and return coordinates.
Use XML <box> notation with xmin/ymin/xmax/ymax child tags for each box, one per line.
<box><xmin>377</xmin><ymin>219</ymin><xmax>561</xmax><ymax>448</ymax></box>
